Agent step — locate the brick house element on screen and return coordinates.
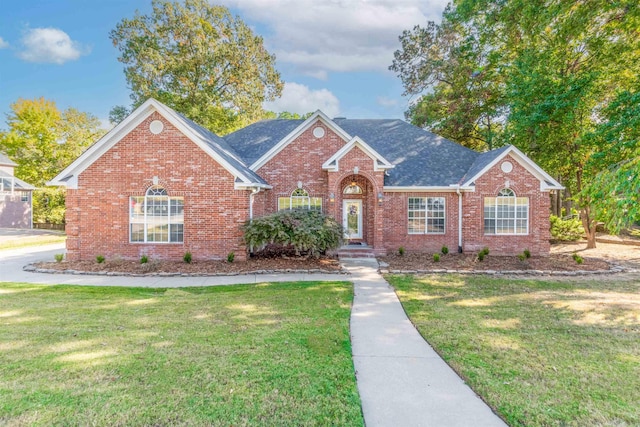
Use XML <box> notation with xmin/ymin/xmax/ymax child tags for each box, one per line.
<box><xmin>50</xmin><ymin>99</ymin><xmax>563</xmax><ymax>261</ymax></box>
<box><xmin>0</xmin><ymin>152</ymin><xmax>34</xmax><ymax>228</ymax></box>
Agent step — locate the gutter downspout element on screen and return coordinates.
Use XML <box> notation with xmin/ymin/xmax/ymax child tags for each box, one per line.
<box><xmin>249</xmin><ymin>187</ymin><xmax>262</xmax><ymax>221</ymax></box>
<box><xmin>456</xmin><ymin>186</ymin><xmax>463</xmax><ymax>253</ymax></box>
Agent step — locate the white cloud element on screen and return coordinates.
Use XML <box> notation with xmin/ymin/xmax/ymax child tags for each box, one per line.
<box><xmin>221</xmin><ymin>0</ymin><xmax>449</xmax><ymax>76</ymax></box>
<box><xmin>376</xmin><ymin>96</ymin><xmax>399</xmax><ymax>107</ymax></box>
<box><xmin>0</xmin><ymin>37</ymin><xmax>8</xmax><ymax>49</ymax></box>
<box><xmin>264</xmin><ymin>82</ymin><xmax>340</xmax><ymax>117</ymax></box>
<box><xmin>18</xmin><ymin>28</ymin><xmax>88</xmax><ymax>64</ymax></box>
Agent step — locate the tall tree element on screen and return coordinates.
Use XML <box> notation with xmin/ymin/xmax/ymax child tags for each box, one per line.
<box><xmin>0</xmin><ymin>98</ymin><xmax>103</xmax><ymax>186</ymax></box>
<box><xmin>110</xmin><ymin>0</ymin><xmax>283</xmax><ymax>135</ymax></box>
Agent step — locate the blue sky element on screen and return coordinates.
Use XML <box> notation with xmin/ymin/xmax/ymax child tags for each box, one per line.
<box><xmin>0</xmin><ymin>0</ymin><xmax>448</xmax><ymax>130</ymax></box>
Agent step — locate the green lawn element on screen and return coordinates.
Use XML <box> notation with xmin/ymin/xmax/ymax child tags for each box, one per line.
<box><xmin>388</xmin><ymin>274</ymin><xmax>640</xmax><ymax>427</ymax></box>
<box><xmin>0</xmin><ymin>234</ymin><xmax>66</xmax><ymax>250</ymax></box>
<box><xmin>0</xmin><ymin>281</ymin><xmax>363</xmax><ymax>426</ymax></box>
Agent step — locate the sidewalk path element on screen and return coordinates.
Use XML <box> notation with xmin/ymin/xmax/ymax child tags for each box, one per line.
<box><xmin>0</xmin><ymin>245</ymin><xmax>343</xmax><ymax>287</ymax></box>
<box><xmin>343</xmin><ymin>258</ymin><xmax>507</xmax><ymax>427</ymax></box>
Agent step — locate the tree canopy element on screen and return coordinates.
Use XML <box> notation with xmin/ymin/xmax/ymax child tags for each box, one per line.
<box><xmin>110</xmin><ymin>0</ymin><xmax>283</xmax><ymax>134</ymax></box>
<box><xmin>0</xmin><ymin>98</ymin><xmax>104</xmax><ymax>187</ymax></box>
<box><xmin>391</xmin><ymin>0</ymin><xmax>640</xmax><ymax>246</ymax></box>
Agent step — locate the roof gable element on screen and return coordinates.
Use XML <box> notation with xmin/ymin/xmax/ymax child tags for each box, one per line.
<box><xmin>322</xmin><ymin>136</ymin><xmax>394</xmax><ymax>172</ymax></box>
<box><xmin>248</xmin><ymin>110</ymin><xmax>352</xmax><ymax>171</ymax></box>
<box><xmin>460</xmin><ymin>145</ymin><xmax>563</xmax><ymax>191</ymax></box>
<box><xmin>48</xmin><ymin>99</ymin><xmax>268</xmax><ymax>189</ymax></box>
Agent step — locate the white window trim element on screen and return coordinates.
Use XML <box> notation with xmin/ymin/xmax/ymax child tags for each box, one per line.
<box><xmin>484</xmin><ymin>189</ymin><xmax>529</xmax><ymax>235</ymax></box>
<box><xmin>277</xmin><ymin>189</ymin><xmax>322</xmax><ymax>212</ymax></box>
<box><xmin>408</xmin><ymin>197</ymin><xmax>446</xmax><ymax>235</ymax></box>
<box><xmin>129</xmin><ymin>188</ymin><xmax>184</xmax><ymax>244</ymax></box>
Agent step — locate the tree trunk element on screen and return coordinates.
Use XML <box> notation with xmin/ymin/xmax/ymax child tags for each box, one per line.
<box><xmin>580</xmin><ymin>207</ymin><xmax>597</xmax><ymax>249</ymax></box>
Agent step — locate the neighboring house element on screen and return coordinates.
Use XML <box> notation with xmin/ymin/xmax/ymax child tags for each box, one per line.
<box><xmin>0</xmin><ymin>152</ymin><xmax>35</xmax><ymax>228</ymax></box>
<box><xmin>50</xmin><ymin>99</ymin><xmax>563</xmax><ymax>261</ymax></box>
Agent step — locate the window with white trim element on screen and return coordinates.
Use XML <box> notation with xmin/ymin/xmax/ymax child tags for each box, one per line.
<box><xmin>484</xmin><ymin>188</ymin><xmax>528</xmax><ymax>235</ymax></box>
<box><xmin>278</xmin><ymin>188</ymin><xmax>322</xmax><ymax>211</ymax></box>
<box><xmin>408</xmin><ymin>197</ymin><xmax>445</xmax><ymax>234</ymax></box>
<box><xmin>130</xmin><ymin>187</ymin><xmax>184</xmax><ymax>243</ymax></box>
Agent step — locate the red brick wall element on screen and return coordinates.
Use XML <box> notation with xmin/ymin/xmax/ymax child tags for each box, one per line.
<box><xmin>462</xmin><ymin>154</ymin><xmax>551</xmax><ymax>255</ymax></box>
<box><xmin>66</xmin><ymin>112</ymin><xmax>250</xmax><ymax>261</ymax></box>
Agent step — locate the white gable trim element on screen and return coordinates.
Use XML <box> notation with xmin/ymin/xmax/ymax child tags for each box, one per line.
<box><xmin>322</xmin><ymin>136</ymin><xmax>394</xmax><ymax>172</ymax></box>
<box><xmin>250</xmin><ymin>110</ymin><xmax>352</xmax><ymax>171</ymax></box>
<box><xmin>48</xmin><ymin>99</ymin><xmax>259</xmax><ymax>189</ymax></box>
<box><xmin>461</xmin><ymin>145</ymin><xmax>564</xmax><ymax>191</ymax></box>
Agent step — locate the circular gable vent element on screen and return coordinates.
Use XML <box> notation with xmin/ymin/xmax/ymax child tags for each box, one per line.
<box><xmin>313</xmin><ymin>126</ymin><xmax>325</xmax><ymax>138</ymax></box>
<box><xmin>501</xmin><ymin>161</ymin><xmax>513</xmax><ymax>173</ymax></box>
<box><xmin>149</xmin><ymin>120</ymin><xmax>164</xmax><ymax>135</ymax></box>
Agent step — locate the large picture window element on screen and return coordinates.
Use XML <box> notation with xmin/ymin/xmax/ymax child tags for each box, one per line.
<box><xmin>408</xmin><ymin>197</ymin><xmax>445</xmax><ymax>234</ymax></box>
<box><xmin>278</xmin><ymin>188</ymin><xmax>322</xmax><ymax>211</ymax></box>
<box><xmin>130</xmin><ymin>187</ymin><xmax>184</xmax><ymax>243</ymax></box>
<box><xmin>484</xmin><ymin>188</ymin><xmax>528</xmax><ymax>235</ymax></box>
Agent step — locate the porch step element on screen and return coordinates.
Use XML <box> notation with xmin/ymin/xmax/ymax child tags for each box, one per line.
<box><xmin>337</xmin><ymin>246</ymin><xmax>377</xmax><ymax>259</ymax></box>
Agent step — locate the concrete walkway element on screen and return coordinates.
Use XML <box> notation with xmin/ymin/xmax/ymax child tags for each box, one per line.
<box><xmin>2</xmin><ymin>246</ymin><xmax>507</xmax><ymax>426</ymax></box>
<box><xmin>343</xmin><ymin>258</ymin><xmax>507</xmax><ymax>427</ymax></box>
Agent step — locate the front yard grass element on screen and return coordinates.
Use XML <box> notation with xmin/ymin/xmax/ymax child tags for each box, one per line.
<box><xmin>0</xmin><ymin>234</ymin><xmax>66</xmax><ymax>250</ymax></box>
<box><xmin>0</xmin><ymin>281</ymin><xmax>362</xmax><ymax>426</ymax></box>
<box><xmin>388</xmin><ymin>274</ymin><xmax>640</xmax><ymax>427</ymax></box>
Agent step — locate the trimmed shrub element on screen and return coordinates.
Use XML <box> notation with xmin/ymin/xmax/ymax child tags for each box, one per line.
<box><xmin>398</xmin><ymin>246</ymin><xmax>405</xmax><ymax>256</ymax></box>
<box><xmin>183</xmin><ymin>251</ymin><xmax>192</xmax><ymax>264</ymax></box>
<box><xmin>523</xmin><ymin>249</ymin><xmax>531</xmax><ymax>258</ymax></box>
<box><xmin>54</xmin><ymin>253</ymin><xmax>64</xmax><ymax>263</ymax></box>
<box><xmin>433</xmin><ymin>253</ymin><xmax>440</xmax><ymax>262</ymax></box>
<box><xmin>96</xmin><ymin>255</ymin><xmax>105</xmax><ymax>264</ymax></box>
<box><xmin>227</xmin><ymin>252</ymin><xmax>235</xmax><ymax>263</ymax></box>
<box><xmin>517</xmin><ymin>253</ymin><xmax>526</xmax><ymax>261</ymax></box>
<box><xmin>441</xmin><ymin>245</ymin><xmax>449</xmax><ymax>255</ymax></box>
<box><xmin>572</xmin><ymin>253</ymin><xmax>584</xmax><ymax>264</ymax></box>
<box><xmin>140</xmin><ymin>255</ymin><xmax>149</xmax><ymax>264</ymax></box>
<box><xmin>243</xmin><ymin>209</ymin><xmax>343</xmax><ymax>257</ymax></box>
<box><xmin>550</xmin><ymin>215</ymin><xmax>584</xmax><ymax>241</ymax></box>
<box><xmin>477</xmin><ymin>252</ymin><xmax>485</xmax><ymax>262</ymax></box>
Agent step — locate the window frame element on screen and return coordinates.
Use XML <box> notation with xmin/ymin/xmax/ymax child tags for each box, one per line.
<box><xmin>408</xmin><ymin>196</ymin><xmax>446</xmax><ymax>235</ymax></box>
<box><xmin>277</xmin><ymin>188</ymin><xmax>322</xmax><ymax>212</ymax></box>
<box><xmin>129</xmin><ymin>186</ymin><xmax>184</xmax><ymax>244</ymax></box>
<box><xmin>483</xmin><ymin>188</ymin><xmax>529</xmax><ymax>235</ymax></box>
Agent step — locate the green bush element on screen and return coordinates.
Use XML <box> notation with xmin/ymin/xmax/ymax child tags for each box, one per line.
<box><xmin>572</xmin><ymin>253</ymin><xmax>584</xmax><ymax>264</ymax></box>
<box><xmin>433</xmin><ymin>253</ymin><xmax>440</xmax><ymax>262</ymax></box>
<box><xmin>481</xmin><ymin>247</ymin><xmax>490</xmax><ymax>256</ymax></box>
<box><xmin>550</xmin><ymin>215</ymin><xmax>584</xmax><ymax>241</ymax></box>
<box><xmin>523</xmin><ymin>249</ymin><xmax>531</xmax><ymax>258</ymax></box>
<box><xmin>183</xmin><ymin>251</ymin><xmax>192</xmax><ymax>264</ymax></box>
<box><xmin>478</xmin><ymin>252</ymin><xmax>485</xmax><ymax>262</ymax></box>
<box><xmin>441</xmin><ymin>245</ymin><xmax>449</xmax><ymax>255</ymax></box>
<box><xmin>227</xmin><ymin>252</ymin><xmax>235</xmax><ymax>263</ymax></box>
<box><xmin>32</xmin><ymin>187</ymin><xmax>66</xmax><ymax>224</ymax></box>
<box><xmin>54</xmin><ymin>253</ymin><xmax>64</xmax><ymax>263</ymax></box>
<box><xmin>398</xmin><ymin>246</ymin><xmax>405</xmax><ymax>256</ymax></box>
<box><xmin>140</xmin><ymin>255</ymin><xmax>149</xmax><ymax>264</ymax></box>
<box><xmin>96</xmin><ymin>255</ymin><xmax>105</xmax><ymax>264</ymax></box>
<box><xmin>517</xmin><ymin>253</ymin><xmax>526</xmax><ymax>261</ymax></box>
<box><xmin>243</xmin><ymin>209</ymin><xmax>343</xmax><ymax>257</ymax></box>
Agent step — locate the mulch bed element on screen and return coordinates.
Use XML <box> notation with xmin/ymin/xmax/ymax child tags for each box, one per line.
<box><xmin>378</xmin><ymin>253</ymin><xmax>611</xmax><ymax>272</ymax></box>
<box><xmin>35</xmin><ymin>256</ymin><xmax>342</xmax><ymax>275</ymax></box>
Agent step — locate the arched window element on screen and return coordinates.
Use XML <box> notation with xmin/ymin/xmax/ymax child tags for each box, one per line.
<box><xmin>343</xmin><ymin>183</ymin><xmax>363</xmax><ymax>194</ymax></box>
<box><xmin>130</xmin><ymin>186</ymin><xmax>184</xmax><ymax>243</ymax></box>
<box><xmin>484</xmin><ymin>188</ymin><xmax>528</xmax><ymax>235</ymax></box>
<box><xmin>278</xmin><ymin>188</ymin><xmax>322</xmax><ymax>211</ymax></box>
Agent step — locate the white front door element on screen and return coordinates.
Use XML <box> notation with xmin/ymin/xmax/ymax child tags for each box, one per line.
<box><xmin>343</xmin><ymin>199</ymin><xmax>363</xmax><ymax>239</ymax></box>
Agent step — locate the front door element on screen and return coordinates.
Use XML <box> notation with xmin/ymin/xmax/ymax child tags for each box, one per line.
<box><xmin>343</xmin><ymin>199</ymin><xmax>363</xmax><ymax>239</ymax></box>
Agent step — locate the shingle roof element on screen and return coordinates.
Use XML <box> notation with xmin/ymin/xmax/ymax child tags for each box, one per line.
<box><xmin>0</xmin><ymin>152</ymin><xmax>17</xmax><ymax>167</ymax></box>
<box><xmin>0</xmin><ymin>170</ymin><xmax>35</xmax><ymax>190</ymax></box>
<box><xmin>459</xmin><ymin>145</ymin><xmax>512</xmax><ymax>185</ymax></box>
<box><xmin>224</xmin><ymin>119</ymin><xmax>304</xmax><ymax>166</ymax></box>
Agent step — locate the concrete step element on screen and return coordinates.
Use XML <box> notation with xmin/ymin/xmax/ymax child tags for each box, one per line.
<box><xmin>338</xmin><ymin>249</ymin><xmax>377</xmax><ymax>259</ymax></box>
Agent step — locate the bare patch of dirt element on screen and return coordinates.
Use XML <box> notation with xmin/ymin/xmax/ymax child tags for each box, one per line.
<box><xmin>36</xmin><ymin>256</ymin><xmax>342</xmax><ymax>275</ymax></box>
<box><xmin>552</xmin><ymin>241</ymin><xmax>640</xmax><ymax>270</ymax></box>
<box><xmin>379</xmin><ymin>252</ymin><xmax>611</xmax><ymax>272</ymax></box>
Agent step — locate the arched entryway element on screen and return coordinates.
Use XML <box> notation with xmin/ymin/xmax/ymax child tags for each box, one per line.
<box><xmin>338</xmin><ymin>175</ymin><xmax>376</xmax><ymax>246</ymax></box>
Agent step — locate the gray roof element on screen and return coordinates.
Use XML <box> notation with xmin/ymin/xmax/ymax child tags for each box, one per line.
<box><xmin>224</xmin><ymin>119</ymin><xmax>304</xmax><ymax>166</ymax></box>
<box><xmin>334</xmin><ymin>119</ymin><xmax>479</xmax><ymax>186</ymax></box>
<box><xmin>0</xmin><ymin>170</ymin><xmax>35</xmax><ymax>190</ymax></box>
<box><xmin>0</xmin><ymin>152</ymin><xmax>17</xmax><ymax>167</ymax></box>
<box><xmin>460</xmin><ymin>145</ymin><xmax>511</xmax><ymax>185</ymax></box>
<box><xmin>162</xmin><ymin>107</ymin><xmax>268</xmax><ymax>186</ymax></box>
